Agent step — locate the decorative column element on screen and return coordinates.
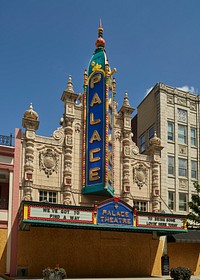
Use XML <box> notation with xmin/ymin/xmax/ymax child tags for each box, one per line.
<box><xmin>118</xmin><ymin>91</ymin><xmax>134</xmax><ymax>203</ymax></box>
<box><xmin>61</xmin><ymin>76</ymin><xmax>79</xmax><ymax>204</ymax></box>
<box><xmin>22</xmin><ymin>103</ymin><xmax>39</xmax><ymax>200</ymax></box>
<box><xmin>147</xmin><ymin>132</ymin><xmax>163</xmax><ymax>212</ymax></box>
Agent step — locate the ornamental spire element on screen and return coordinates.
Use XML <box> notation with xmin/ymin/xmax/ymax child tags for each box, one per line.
<box><xmin>66</xmin><ymin>75</ymin><xmax>74</xmax><ymax>93</ymax></box>
<box><xmin>96</xmin><ymin>19</ymin><xmax>105</xmax><ymax>48</ymax></box>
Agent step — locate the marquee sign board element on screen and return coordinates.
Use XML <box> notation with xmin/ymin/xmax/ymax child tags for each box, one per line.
<box><xmin>97</xmin><ymin>198</ymin><xmax>134</xmax><ymax>226</ymax></box>
<box><xmin>137</xmin><ymin>213</ymin><xmax>185</xmax><ymax>230</ymax></box>
<box><xmin>19</xmin><ymin>201</ymin><xmax>187</xmax><ymax>234</ymax></box>
<box><xmin>22</xmin><ymin>204</ymin><xmax>94</xmax><ymax>225</ymax></box>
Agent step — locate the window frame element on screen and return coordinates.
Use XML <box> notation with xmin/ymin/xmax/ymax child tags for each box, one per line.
<box><xmin>178</xmin><ymin>124</ymin><xmax>187</xmax><ymax>144</ymax></box>
<box><xmin>149</xmin><ymin>127</ymin><xmax>154</xmax><ymax>140</ymax></box>
<box><xmin>178</xmin><ymin>158</ymin><xmax>187</xmax><ymax>177</ymax></box>
<box><xmin>39</xmin><ymin>190</ymin><xmax>57</xmax><ymax>203</ymax></box>
<box><xmin>168</xmin><ymin>156</ymin><xmax>175</xmax><ymax>176</ymax></box>
<box><xmin>133</xmin><ymin>200</ymin><xmax>147</xmax><ymax>212</ymax></box>
<box><xmin>190</xmin><ymin>127</ymin><xmax>197</xmax><ymax>146</ymax></box>
<box><xmin>168</xmin><ymin>191</ymin><xmax>175</xmax><ymax>210</ymax></box>
<box><xmin>179</xmin><ymin>192</ymin><xmax>187</xmax><ymax>211</ymax></box>
<box><xmin>167</xmin><ymin>122</ymin><xmax>174</xmax><ymax>141</ymax></box>
<box><xmin>140</xmin><ymin>134</ymin><xmax>145</xmax><ymax>153</ymax></box>
<box><xmin>191</xmin><ymin>160</ymin><xmax>197</xmax><ymax>179</ymax></box>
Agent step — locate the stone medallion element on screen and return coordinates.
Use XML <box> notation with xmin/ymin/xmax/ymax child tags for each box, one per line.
<box><xmin>39</xmin><ymin>148</ymin><xmax>58</xmax><ymax>177</ymax></box>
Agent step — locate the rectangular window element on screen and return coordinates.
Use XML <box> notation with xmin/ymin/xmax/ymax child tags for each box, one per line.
<box><xmin>168</xmin><ymin>156</ymin><xmax>175</xmax><ymax>175</ymax></box>
<box><xmin>191</xmin><ymin>128</ymin><xmax>197</xmax><ymax>146</ymax></box>
<box><xmin>39</xmin><ymin>191</ymin><xmax>47</xmax><ymax>202</ymax></box>
<box><xmin>134</xmin><ymin>201</ymin><xmax>147</xmax><ymax>211</ymax></box>
<box><xmin>140</xmin><ymin>134</ymin><xmax>145</xmax><ymax>153</ymax></box>
<box><xmin>179</xmin><ymin>193</ymin><xmax>187</xmax><ymax>211</ymax></box>
<box><xmin>168</xmin><ymin>191</ymin><xmax>175</xmax><ymax>210</ymax></box>
<box><xmin>168</xmin><ymin>122</ymin><xmax>174</xmax><ymax>141</ymax></box>
<box><xmin>178</xmin><ymin>125</ymin><xmax>187</xmax><ymax>144</ymax></box>
<box><xmin>149</xmin><ymin>127</ymin><xmax>154</xmax><ymax>140</ymax></box>
<box><xmin>191</xmin><ymin>160</ymin><xmax>197</xmax><ymax>179</ymax></box>
<box><xmin>178</xmin><ymin>158</ymin><xmax>187</xmax><ymax>177</ymax></box>
<box><xmin>49</xmin><ymin>192</ymin><xmax>57</xmax><ymax>203</ymax></box>
<box><xmin>39</xmin><ymin>191</ymin><xmax>57</xmax><ymax>203</ymax></box>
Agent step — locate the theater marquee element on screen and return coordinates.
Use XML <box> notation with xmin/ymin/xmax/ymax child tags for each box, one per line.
<box><xmin>19</xmin><ymin>199</ymin><xmax>187</xmax><ymax>234</ymax></box>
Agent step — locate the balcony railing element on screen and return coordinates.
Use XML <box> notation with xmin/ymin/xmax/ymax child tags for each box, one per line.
<box><xmin>0</xmin><ymin>134</ymin><xmax>12</xmax><ymax>146</ymax></box>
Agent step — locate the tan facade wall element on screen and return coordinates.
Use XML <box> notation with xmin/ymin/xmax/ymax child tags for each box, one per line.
<box><xmin>168</xmin><ymin>243</ymin><xmax>200</xmax><ymax>275</ymax></box>
<box><xmin>17</xmin><ymin>227</ymin><xmax>163</xmax><ymax>277</ymax></box>
<box><xmin>0</xmin><ymin>228</ymin><xmax>7</xmax><ymax>273</ymax></box>
<box><xmin>137</xmin><ymin>90</ymin><xmax>156</xmax><ymax>140</ymax></box>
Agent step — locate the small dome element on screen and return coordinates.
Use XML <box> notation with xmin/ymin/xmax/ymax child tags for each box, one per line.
<box><xmin>23</xmin><ymin>103</ymin><xmax>39</xmax><ymax>121</ymax></box>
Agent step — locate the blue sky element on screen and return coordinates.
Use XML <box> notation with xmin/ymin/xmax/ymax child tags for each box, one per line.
<box><xmin>1</xmin><ymin>0</ymin><xmax>200</xmax><ymax>138</ymax></box>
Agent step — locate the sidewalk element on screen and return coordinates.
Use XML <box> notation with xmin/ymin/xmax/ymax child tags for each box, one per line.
<box><xmin>9</xmin><ymin>277</ymin><xmax>200</xmax><ymax>280</ymax></box>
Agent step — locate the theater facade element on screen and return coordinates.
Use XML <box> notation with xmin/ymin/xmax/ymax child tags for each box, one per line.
<box><xmin>0</xmin><ymin>23</ymin><xmax>191</xmax><ymax>278</ymax></box>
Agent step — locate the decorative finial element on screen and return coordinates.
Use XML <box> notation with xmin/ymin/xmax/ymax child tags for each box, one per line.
<box><xmin>123</xmin><ymin>91</ymin><xmax>130</xmax><ymax>106</ymax></box>
<box><xmin>98</xmin><ymin>19</ymin><xmax>103</xmax><ymax>37</ymax></box>
<box><xmin>66</xmin><ymin>75</ymin><xmax>74</xmax><ymax>93</ymax></box>
<box><xmin>30</xmin><ymin>102</ymin><xmax>33</xmax><ymax>110</ymax></box>
<box><xmin>150</xmin><ymin>131</ymin><xmax>161</xmax><ymax>146</ymax></box>
<box><xmin>96</xmin><ymin>19</ymin><xmax>105</xmax><ymax>48</ymax></box>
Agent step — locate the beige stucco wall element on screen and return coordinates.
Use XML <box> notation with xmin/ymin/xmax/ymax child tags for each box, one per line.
<box><xmin>0</xmin><ymin>228</ymin><xmax>7</xmax><ymax>273</ymax></box>
<box><xmin>17</xmin><ymin>227</ymin><xmax>163</xmax><ymax>277</ymax></box>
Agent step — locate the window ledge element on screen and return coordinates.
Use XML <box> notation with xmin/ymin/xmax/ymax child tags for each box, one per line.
<box><xmin>167</xmin><ymin>140</ymin><xmax>175</xmax><ymax>144</ymax></box>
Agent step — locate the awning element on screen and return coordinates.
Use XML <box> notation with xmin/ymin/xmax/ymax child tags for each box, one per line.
<box><xmin>167</xmin><ymin>230</ymin><xmax>200</xmax><ymax>243</ymax></box>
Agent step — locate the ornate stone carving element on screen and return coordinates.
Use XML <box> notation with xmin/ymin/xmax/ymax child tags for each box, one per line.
<box><xmin>124</xmin><ymin>146</ymin><xmax>130</xmax><ymax>156</ymax></box>
<box><xmin>26</xmin><ymin>130</ymin><xmax>35</xmax><ymax>139</ymax></box>
<box><xmin>67</xmin><ymin>104</ymin><xmax>73</xmax><ymax>114</ymax></box>
<box><xmin>179</xmin><ymin>179</ymin><xmax>188</xmax><ymax>189</ymax></box>
<box><xmin>23</xmin><ymin>186</ymin><xmax>32</xmax><ymax>201</ymax></box>
<box><xmin>167</xmin><ymin>95</ymin><xmax>174</xmax><ymax>104</ymax></box>
<box><xmin>190</xmin><ymin>102</ymin><xmax>196</xmax><ymax>111</ymax></box>
<box><xmin>126</xmin><ymin>118</ymin><xmax>130</xmax><ymax>126</ymax></box>
<box><xmin>177</xmin><ymin>97</ymin><xmax>186</xmax><ymax>106</ymax></box>
<box><xmin>65</xmin><ymin>117</ymin><xmax>74</xmax><ymax>127</ymax></box>
<box><xmin>115</xmin><ymin>130</ymin><xmax>121</xmax><ymax>141</ymax></box>
<box><xmin>66</xmin><ymin>135</ymin><xmax>72</xmax><ymax>145</ymax></box>
<box><xmin>39</xmin><ymin>148</ymin><xmax>59</xmax><ymax>177</ymax></box>
<box><xmin>179</xmin><ymin>145</ymin><xmax>187</xmax><ymax>155</ymax></box>
<box><xmin>131</xmin><ymin>144</ymin><xmax>139</xmax><ymax>156</ymax></box>
<box><xmin>75</xmin><ymin>122</ymin><xmax>81</xmax><ymax>133</ymax></box>
<box><xmin>53</xmin><ymin>128</ymin><xmax>64</xmax><ymax>142</ymax></box>
<box><xmin>133</xmin><ymin>164</ymin><xmax>148</xmax><ymax>189</ymax></box>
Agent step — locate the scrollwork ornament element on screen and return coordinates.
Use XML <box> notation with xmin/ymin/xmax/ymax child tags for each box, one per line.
<box><xmin>26</xmin><ymin>130</ymin><xmax>35</xmax><ymax>139</ymax></box>
<box><xmin>53</xmin><ymin>128</ymin><xmax>64</xmax><ymax>142</ymax></box>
